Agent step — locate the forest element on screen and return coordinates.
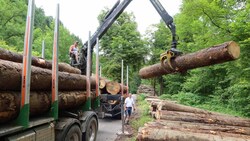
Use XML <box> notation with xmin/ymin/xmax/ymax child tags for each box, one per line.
<box><xmin>0</xmin><ymin>0</ymin><xmax>249</xmax><ymax>118</ymax></box>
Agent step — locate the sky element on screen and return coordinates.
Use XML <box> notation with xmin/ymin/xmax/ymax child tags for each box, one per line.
<box><xmin>35</xmin><ymin>0</ymin><xmax>182</xmax><ymax>41</ymax></box>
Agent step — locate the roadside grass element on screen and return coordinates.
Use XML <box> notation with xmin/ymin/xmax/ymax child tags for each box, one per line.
<box><xmin>130</xmin><ymin>93</ymin><xmax>153</xmax><ymax>132</ymax></box>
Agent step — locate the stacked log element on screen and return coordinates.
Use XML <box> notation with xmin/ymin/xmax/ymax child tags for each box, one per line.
<box><xmin>0</xmin><ymin>49</ymin><xmax>97</xmax><ymax>123</ymax></box>
<box><xmin>0</xmin><ymin>59</ymin><xmax>96</xmax><ymax>91</ymax></box>
<box><xmin>99</xmin><ymin>79</ymin><xmax>127</xmax><ymax>95</ymax></box>
<box><xmin>137</xmin><ymin>99</ymin><xmax>250</xmax><ymax>141</ymax></box>
<box><xmin>137</xmin><ymin>84</ymin><xmax>155</xmax><ymax>96</ymax></box>
<box><xmin>0</xmin><ymin>48</ymin><xmax>81</xmax><ymax>74</ymax></box>
<box><xmin>0</xmin><ymin>91</ymin><xmax>96</xmax><ymax>123</ymax></box>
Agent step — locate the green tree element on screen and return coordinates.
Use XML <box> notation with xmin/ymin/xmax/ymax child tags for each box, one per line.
<box><xmin>98</xmin><ymin>9</ymin><xmax>147</xmax><ymax>93</ymax></box>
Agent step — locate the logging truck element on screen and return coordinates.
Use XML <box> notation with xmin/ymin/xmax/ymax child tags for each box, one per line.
<box><xmin>0</xmin><ymin>0</ymin><xmax>185</xmax><ymax>140</ymax></box>
<box><xmin>0</xmin><ymin>1</ymin><xmax>99</xmax><ymax>141</ymax></box>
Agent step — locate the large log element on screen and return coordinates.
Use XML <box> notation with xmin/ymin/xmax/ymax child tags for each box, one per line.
<box><xmin>145</xmin><ymin>120</ymin><xmax>250</xmax><ymax>136</ymax></box>
<box><xmin>155</xmin><ymin>110</ymin><xmax>250</xmax><ymax>127</ymax></box>
<box><xmin>139</xmin><ymin>41</ymin><xmax>240</xmax><ymax>79</ymax></box>
<box><xmin>0</xmin><ymin>91</ymin><xmax>95</xmax><ymax>123</ymax></box>
<box><xmin>0</xmin><ymin>47</ymin><xmax>81</xmax><ymax>74</ymax></box>
<box><xmin>99</xmin><ymin>78</ymin><xmax>109</xmax><ymax>89</ymax></box>
<box><xmin>106</xmin><ymin>81</ymin><xmax>121</xmax><ymax>95</ymax></box>
<box><xmin>0</xmin><ymin>59</ymin><xmax>96</xmax><ymax>91</ymax></box>
<box><xmin>137</xmin><ymin>126</ymin><xmax>250</xmax><ymax>141</ymax></box>
<box><xmin>99</xmin><ymin>78</ymin><xmax>109</xmax><ymax>94</ymax></box>
<box><xmin>157</xmin><ymin>100</ymin><xmax>213</xmax><ymax>114</ymax></box>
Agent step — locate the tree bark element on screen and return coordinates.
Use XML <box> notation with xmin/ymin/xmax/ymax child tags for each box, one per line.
<box><xmin>157</xmin><ymin>101</ymin><xmax>213</xmax><ymax>114</ymax></box>
<box><xmin>155</xmin><ymin>110</ymin><xmax>250</xmax><ymax>127</ymax></box>
<box><xmin>139</xmin><ymin>41</ymin><xmax>240</xmax><ymax>79</ymax></box>
<box><xmin>0</xmin><ymin>91</ymin><xmax>95</xmax><ymax>123</ymax></box>
<box><xmin>137</xmin><ymin>126</ymin><xmax>250</xmax><ymax>141</ymax></box>
<box><xmin>144</xmin><ymin>120</ymin><xmax>250</xmax><ymax>136</ymax></box>
<box><xmin>0</xmin><ymin>47</ymin><xmax>81</xmax><ymax>74</ymax></box>
<box><xmin>0</xmin><ymin>59</ymin><xmax>96</xmax><ymax>91</ymax></box>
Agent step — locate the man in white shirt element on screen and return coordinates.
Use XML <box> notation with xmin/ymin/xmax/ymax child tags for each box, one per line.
<box><xmin>124</xmin><ymin>93</ymin><xmax>135</xmax><ymax>124</ymax></box>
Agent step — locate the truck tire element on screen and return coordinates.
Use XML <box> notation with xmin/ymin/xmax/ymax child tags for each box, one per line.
<box><xmin>64</xmin><ymin>125</ymin><xmax>82</xmax><ymax>141</ymax></box>
<box><xmin>83</xmin><ymin>117</ymin><xmax>97</xmax><ymax>141</ymax></box>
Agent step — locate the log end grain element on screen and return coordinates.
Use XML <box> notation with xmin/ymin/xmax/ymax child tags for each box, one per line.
<box><xmin>106</xmin><ymin>81</ymin><xmax>121</xmax><ymax>95</ymax></box>
<box><xmin>99</xmin><ymin>79</ymin><xmax>107</xmax><ymax>89</ymax></box>
<box><xmin>227</xmin><ymin>41</ymin><xmax>240</xmax><ymax>59</ymax></box>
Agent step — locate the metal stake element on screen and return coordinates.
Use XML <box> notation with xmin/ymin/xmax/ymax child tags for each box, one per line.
<box><xmin>83</xmin><ymin>31</ymin><xmax>92</xmax><ymax>111</ymax></box>
<box><xmin>126</xmin><ymin>65</ymin><xmax>129</xmax><ymax>95</ymax></box>
<box><xmin>16</xmin><ymin>0</ymin><xmax>35</xmax><ymax>128</ymax></box>
<box><xmin>94</xmin><ymin>38</ymin><xmax>100</xmax><ymax>109</ymax></box>
<box><xmin>121</xmin><ymin>60</ymin><xmax>124</xmax><ymax>133</ymax></box>
<box><xmin>42</xmin><ymin>40</ymin><xmax>45</xmax><ymax>58</ymax></box>
<box><xmin>51</xmin><ymin>3</ymin><xmax>59</xmax><ymax>120</ymax></box>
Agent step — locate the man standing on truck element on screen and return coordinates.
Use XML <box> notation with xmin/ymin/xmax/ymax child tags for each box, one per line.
<box><xmin>69</xmin><ymin>41</ymin><xmax>79</xmax><ymax>64</ymax></box>
<box><xmin>124</xmin><ymin>93</ymin><xmax>135</xmax><ymax>124</ymax></box>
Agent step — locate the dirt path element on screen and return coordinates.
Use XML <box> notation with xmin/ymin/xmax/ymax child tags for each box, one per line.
<box><xmin>115</xmin><ymin>106</ymin><xmax>141</xmax><ymax>141</ymax></box>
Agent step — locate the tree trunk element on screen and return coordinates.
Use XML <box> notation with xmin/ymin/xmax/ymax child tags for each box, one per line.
<box><xmin>144</xmin><ymin>120</ymin><xmax>250</xmax><ymax>136</ymax></box>
<box><xmin>157</xmin><ymin>101</ymin><xmax>213</xmax><ymax>114</ymax></box>
<box><xmin>0</xmin><ymin>59</ymin><xmax>96</xmax><ymax>91</ymax></box>
<box><xmin>0</xmin><ymin>48</ymin><xmax>80</xmax><ymax>74</ymax></box>
<box><xmin>0</xmin><ymin>91</ymin><xmax>95</xmax><ymax>123</ymax></box>
<box><xmin>139</xmin><ymin>41</ymin><xmax>240</xmax><ymax>79</ymax></box>
<box><xmin>137</xmin><ymin>126</ymin><xmax>250</xmax><ymax>141</ymax></box>
<box><xmin>159</xmin><ymin>76</ymin><xmax>163</xmax><ymax>95</ymax></box>
<box><xmin>153</xmin><ymin>78</ymin><xmax>156</xmax><ymax>96</ymax></box>
<box><xmin>155</xmin><ymin>110</ymin><xmax>250</xmax><ymax>127</ymax></box>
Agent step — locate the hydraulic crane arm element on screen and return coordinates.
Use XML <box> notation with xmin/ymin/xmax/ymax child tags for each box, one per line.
<box><xmin>79</xmin><ymin>0</ymin><xmax>132</xmax><ymax>74</ymax></box>
<box><xmin>149</xmin><ymin>0</ymin><xmax>182</xmax><ymax>69</ymax></box>
<box><xmin>149</xmin><ymin>0</ymin><xmax>177</xmax><ymax>49</ymax></box>
<box><xmin>78</xmin><ymin>0</ymin><xmax>182</xmax><ymax>74</ymax></box>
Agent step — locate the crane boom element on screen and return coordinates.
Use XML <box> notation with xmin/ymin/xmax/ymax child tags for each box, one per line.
<box><xmin>80</xmin><ymin>0</ymin><xmax>132</xmax><ymax>74</ymax></box>
<box><xmin>78</xmin><ymin>0</ymin><xmax>180</xmax><ymax>75</ymax></box>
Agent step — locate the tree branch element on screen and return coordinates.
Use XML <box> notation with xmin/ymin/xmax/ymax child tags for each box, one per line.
<box><xmin>202</xmin><ymin>9</ymin><xmax>231</xmax><ymax>34</ymax></box>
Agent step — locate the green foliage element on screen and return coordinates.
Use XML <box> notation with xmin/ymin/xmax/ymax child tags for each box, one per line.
<box><xmin>98</xmin><ymin>9</ymin><xmax>147</xmax><ymax>90</ymax></box>
<box><xmin>0</xmin><ymin>0</ymin><xmax>81</xmax><ymax>62</ymax></box>
<box><xmin>145</xmin><ymin>0</ymin><xmax>250</xmax><ymax>117</ymax></box>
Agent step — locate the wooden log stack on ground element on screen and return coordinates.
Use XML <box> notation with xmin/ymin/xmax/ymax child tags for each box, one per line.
<box><xmin>137</xmin><ymin>98</ymin><xmax>250</xmax><ymax>141</ymax></box>
<box><xmin>0</xmin><ymin>49</ymin><xmax>97</xmax><ymax>123</ymax></box>
<box><xmin>139</xmin><ymin>41</ymin><xmax>240</xmax><ymax>79</ymax></box>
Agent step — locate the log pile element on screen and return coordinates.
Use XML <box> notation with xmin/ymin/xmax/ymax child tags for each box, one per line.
<box><xmin>139</xmin><ymin>41</ymin><xmax>240</xmax><ymax>79</ymax></box>
<box><xmin>0</xmin><ymin>49</ymin><xmax>97</xmax><ymax>123</ymax></box>
<box><xmin>136</xmin><ymin>84</ymin><xmax>155</xmax><ymax>96</ymax></box>
<box><xmin>99</xmin><ymin>78</ymin><xmax>128</xmax><ymax>105</ymax></box>
<box><xmin>137</xmin><ymin>97</ymin><xmax>250</xmax><ymax>141</ymax></box>
<box><xmin>99</xmin><ymin>78</ymin><xmax>128</xmax><ymax>95</ymax></box>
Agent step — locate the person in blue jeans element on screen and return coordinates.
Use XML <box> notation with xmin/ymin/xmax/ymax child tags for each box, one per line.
<box><xmin>124</xmin><ymin>93</ymin><xmax>135</xmax><ymax>124</ymax></box>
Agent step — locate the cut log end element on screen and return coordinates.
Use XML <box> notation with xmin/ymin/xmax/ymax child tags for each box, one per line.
<box><xmin>227</xmin><ymin>41</ymin><xmax>240</xmax><ymax>59</ymax></box>
<box><xmin>106</xmin><ymin>81</ymin><xmax>121</xmax><ymax>95</ymax></box>
<box><xmin>99</xmin><ymin>79</ymin><xmax>106</xmax><ymax>89</ymax></box>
